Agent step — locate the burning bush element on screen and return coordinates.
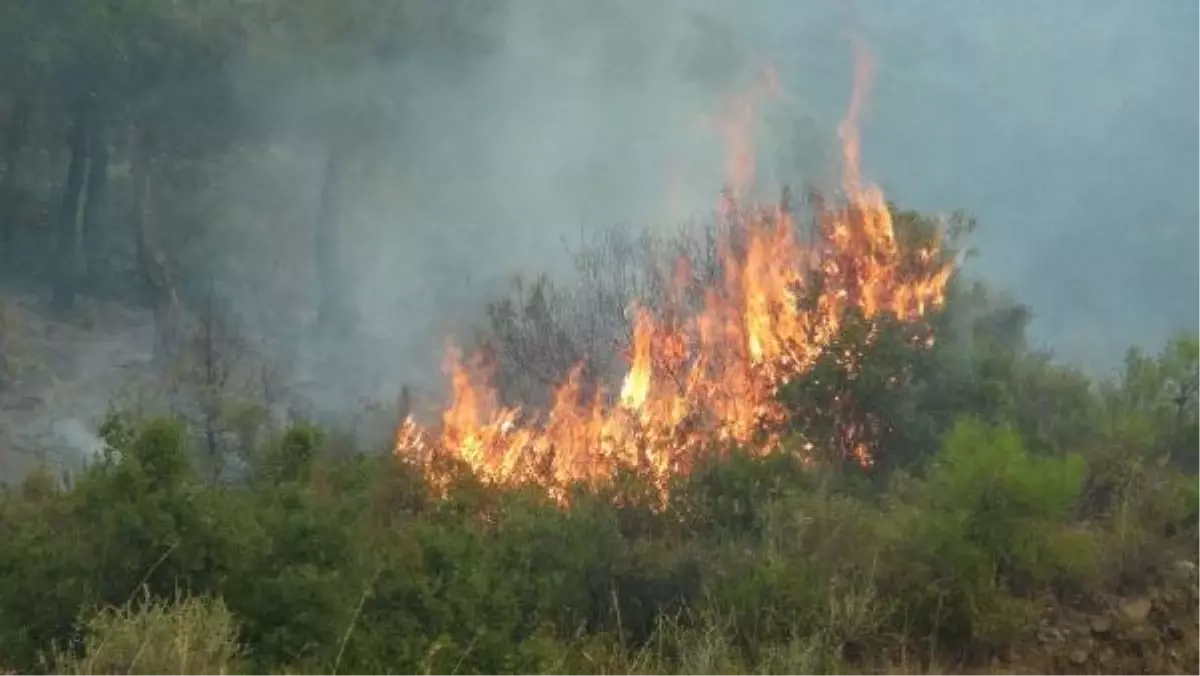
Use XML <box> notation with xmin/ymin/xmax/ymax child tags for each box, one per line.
<box><xmin>394</xmin><ymin>54</ymin><xmax>959</xmax><ymax>503</ymax></box>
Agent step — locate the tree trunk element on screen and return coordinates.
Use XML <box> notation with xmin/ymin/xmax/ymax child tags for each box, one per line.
<box><xmin>315</xmin><ymin>141</ymin><xmax>346</xmax><ymax>336</ymax></box>
<box><xmin>52</xmin><ymin>100</ymin><xmax>90</xmax><ymax>311</ymax></box>
<box><xmin>131</xmin><ymin>121</ymin><xmax>179</xmax><ymax>363</ymax></box>
<box><xmin>199</xmin><ymin>290</ymin><xmax>226</xmax><ymax>477</ymax></box>
<box><xmin>81</xmin><ymin>108</ymin><xmax>109</xmax><ymax>283</ymax></box>
<box><xmin>0</xmin><ymin>95</ymin><xmax>29</xmax><ymax>245</ymax></box>
<box><xmin>131</xmin><ymin>126</ymin><xmax>149</xmax><ymax>270</ymax></box>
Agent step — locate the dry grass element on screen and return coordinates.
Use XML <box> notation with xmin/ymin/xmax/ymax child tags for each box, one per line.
<box><xmin>51</xmin><ymin>592</ymin><xmax>242</xmax><ymax>675</ymax></box>
<box><xmin>604</xmin><ymin>579</ymin><xmax>889</xmax><ymax>675</ymax></box>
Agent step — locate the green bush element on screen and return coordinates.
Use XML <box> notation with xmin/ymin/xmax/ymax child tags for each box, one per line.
<box><xmin>880</xmin><ymin>420</ymin><xmax>1095</xmax><ymax>653</ymax></box>
<box><xmin>1</xmin><ymin>330</ymin><xmax>1196</xmax><ymax>673</ymax></box>
<box><xmin>667</xmin><ymin>445</ymin><xmax>814</xmax><ymax>541</ymax></box>
<box><xmin>1092</xmin><ymin>454</ymin><xmax>1200</xmax><ymax>584</ymax></box>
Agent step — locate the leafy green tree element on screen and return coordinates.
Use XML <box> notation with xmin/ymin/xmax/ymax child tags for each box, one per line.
<box><xmin>1110</xmin><ymin>333</ymin><xmax>1199</xmax><ymax>469</ymax></box>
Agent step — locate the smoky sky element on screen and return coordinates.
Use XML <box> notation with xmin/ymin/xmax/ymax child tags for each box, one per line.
<box><xmin>852</xmin><ymin>0</ymin><xmax>1197</xmax><ymax>367</ymax></box>
<box><xmin>9</xmin><ymin>0</ymin><xmax>1195</xmax><ymax>467</ymax></box>
<box><xmin>698</xmin><ymin>0</ymin><xmax>1198</xmax><ymax>368</ymax></box>
<box><xmin>222</xmin><ymin>0</ymin><xmax>1196</xmax><ymax>406</ymax></box>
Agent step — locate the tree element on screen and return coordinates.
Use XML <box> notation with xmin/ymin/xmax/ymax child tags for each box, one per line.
<box><xmin>1111</xmin><ymin>333</ymin><xmax>1199</xmax><ymax>470</ymax></box>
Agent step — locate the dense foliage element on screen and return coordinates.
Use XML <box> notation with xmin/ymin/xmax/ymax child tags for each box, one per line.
<box><xmin>0</xmin><ymin>293</ymin><xmax>1195</xmax><ymax>672</ymax></box>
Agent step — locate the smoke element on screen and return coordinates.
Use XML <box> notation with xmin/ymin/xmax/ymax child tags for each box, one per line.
<box><xmin>52</xmin><ymin>418</ymin><xmax>105</xmax><ymax>460</ymax></box>
<box><xmin>853</xmin><ymin>0</ymin><xmax>1197</xmax><ymax>367</ymax></box>
<box><xmin>204</xmin><ymin>0</ymin><xmax>1194</xmax><ymax>417</ymax></box>
<box><xmin>1</xmin><ymin>1</ymin><xmax>1191</xmax><ymax>474</ymax></box>
<box><xmin>212</xmin><ymin>0</ymin><xmax>770</xmax><ymax>413</ymax></box>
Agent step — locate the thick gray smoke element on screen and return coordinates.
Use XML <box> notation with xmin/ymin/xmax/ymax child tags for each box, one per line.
<box><xmin>215</xmin><ymin>0</ymin><xmax>1196</xmax><ymax>415</ymax></box>
<box><xmin>840</xmin><ymin>1</ymin><xmax>1198</xmax><ymax>367</ymax></box>
<box><xmin>9</xmin><ymin>1</ymin><xmax>1191</xmax><ymax>477</ymax></box>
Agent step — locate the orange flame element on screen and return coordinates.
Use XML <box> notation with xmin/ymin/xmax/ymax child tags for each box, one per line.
<box><xmin>394</xmin><ymin>49</ymin><xmax>954</xmax><ymax>504</ymax></box>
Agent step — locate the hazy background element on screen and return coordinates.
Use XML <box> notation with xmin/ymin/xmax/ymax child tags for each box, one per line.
<box><xmin>274</xmin><ymin>0</ymin><xmax>1195</xmax><ymax>400</ymax></box>
<box><xmin>842</xmin><ymin>0</ymin><xmax>1198</xmax><ymax>366</ymax></box>
<box><xmin>7</xmin><ymin>0</ymin><xmax>1195</xmax><ymax>453</ymax></box>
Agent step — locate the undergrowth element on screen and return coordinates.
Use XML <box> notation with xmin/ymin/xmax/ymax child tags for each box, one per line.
<box><xmin>0</xmin><ymin>368</ymin><xmax>1194</xmax><ymax>675</ymax></box>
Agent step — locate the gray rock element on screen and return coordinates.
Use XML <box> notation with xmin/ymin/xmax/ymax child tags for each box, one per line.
<box><xmin>1089</xmin><ymin>615</ymin><xmax>1113</xmax><ymax>634</ymax></box>
<box><xmin>1068</xmin><ymin>648</ymin><xmax>1090</xmax><ymax>665</ymax></box>
<box><xmin>1169</xmin><ymin>559</ymin><xmax>1198</xmax><ymax>584</ymax></box>
<box><xmin>1038</xmin><ymin>626</ymin><xmax>1065</xmax><ymax>644</ymax></box>
<box><xmin>1118</xmin><ymin>597</ymin><xmax>1153</xmax><ymax>624</ymax></box>
<box><xmin>1125</xmin><ymin>624</ymin><xmax>1159</xmax><ymax>644</ymax></box>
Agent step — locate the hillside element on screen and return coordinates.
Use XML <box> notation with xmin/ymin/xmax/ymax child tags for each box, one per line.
<box><xmin>0</xmin><ymin>194</ymin><xmax>1196</xmax><ymax>674</ymax></box>
<box><xmin>0</xmin><ymin>2</ymin><xmax>1196</xmax><ymax>674</ymax></box>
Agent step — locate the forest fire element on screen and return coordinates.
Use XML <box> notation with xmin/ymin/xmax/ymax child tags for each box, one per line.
<box><xmin>394</xmin><ymin>50</ymin><xmax>955</xmax><ymax>503</ymax></box>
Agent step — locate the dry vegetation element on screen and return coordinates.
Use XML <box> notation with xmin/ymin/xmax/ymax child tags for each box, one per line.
<box><xmin>51</xmin><ymin>593</ymin><xmax>242</xmax><ymax>675</ymax></box>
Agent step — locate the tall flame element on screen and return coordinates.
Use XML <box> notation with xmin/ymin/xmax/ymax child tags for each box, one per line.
<box><xmin>394</xmin><ymin>49</ymin><xmax>954</xmax><ymax>503</ymax></box>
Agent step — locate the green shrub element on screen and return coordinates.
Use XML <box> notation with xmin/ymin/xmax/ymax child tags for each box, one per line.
<box><xmin>0</xmin><ymin>406</ymin><xmax>1185</xmax><ymax>674</ymax></box>
<box><xmin>256</xmin><ymin>424</ymin><xmax>323</xmax><ymax>484</ymax></box>
<box><xmin>881</xmin><ymin>419</ymin><xmax>1095</xmax><ymax>654</ymax></box>
<box><xmin>924</xmin><ymin>420</ymin><xmax>1093</xmax><ymax>582</ymax></box>
<box><xmin>1094</xmin><ymin>456</ymin><xmax>1200</xmax><ymax>584</ymax></box>
<box><xmin>698</xmin><ymin>494</ymin><xmax>889</xmax><ymax>671</ymax></box>
<box><xmin>667</xmin><ymin>445</ymin><xmax>813</xmax><ymax>541</ymax></box>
